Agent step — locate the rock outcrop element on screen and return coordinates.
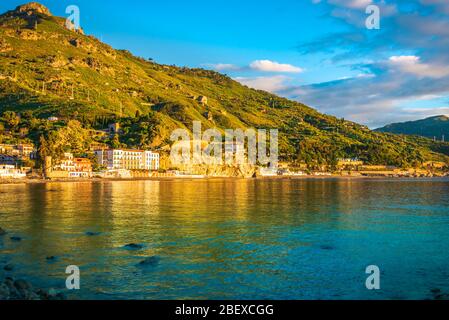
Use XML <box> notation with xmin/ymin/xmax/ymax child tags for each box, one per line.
<box><xmin>15</xmin><ymin>2</ymin><xmax>52</xmax><ymax>16</ymax></box>
<box><xmin>0</xmin><ymin>39</ymin><xmax>12</xmax><ymax>53</ymax></box>
<box><xmin>0</xmin><ymin>277</ymin><xmax>66</xmax><ymax>300</ymax></box>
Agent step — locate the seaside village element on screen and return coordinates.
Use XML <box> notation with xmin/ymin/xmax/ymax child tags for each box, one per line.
<box><xmin>1</xmin><ymin>120</ymin><xmax>448</xmax><ymax>181</ymax></box>
<box><xmin>0</xmin><ymin>142</ymin><xmax>161</xmax><ymax>181</ymax></box>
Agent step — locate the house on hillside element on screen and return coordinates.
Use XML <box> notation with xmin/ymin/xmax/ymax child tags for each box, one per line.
<box><xmin>108</xmin><ymin>123</ymin><xmax>121</xmax><ymax>134</ymax></box>
<box><xmin>197</xmin><ymin>96</ymin><xmax>208</xmax><ymax>105</ymax></box>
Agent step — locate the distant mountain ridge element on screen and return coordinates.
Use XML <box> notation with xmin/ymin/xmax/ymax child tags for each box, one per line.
<box><xmin>376</xmin><ymin>115</ymin><xmax>449</xmax><ymax>141</ymax></box>
<box><xmin>1</xmin><ymin>2</ymin><xmax>449</xmax><ymax>166</ymax></box>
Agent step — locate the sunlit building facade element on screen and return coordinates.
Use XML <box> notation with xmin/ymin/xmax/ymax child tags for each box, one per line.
<box><xmin>95</xmin><ymin>149</ymin><xmax>160</xmax><ymax>171</ymax></box>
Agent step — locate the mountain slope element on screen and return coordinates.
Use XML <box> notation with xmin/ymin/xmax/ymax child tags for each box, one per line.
<box><xmin>1</xmin><ymin>2</ymin><xmax>449</xmax><ymax>167</ymax></box>
<box><xmin>376</xmin><ymin>116</ymin><xmax>449</xmax><ymax>141</ymax></box>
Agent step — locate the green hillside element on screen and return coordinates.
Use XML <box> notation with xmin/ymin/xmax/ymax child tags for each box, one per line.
<box><xmin>376</xmin><ymin>116</ymin><xmax>449</xmax><ymax>141</ymax></box>
<box><xmin>1</xmin><ymin>2</ymin><xmax>449</xmax><ymax>168</ymax></box>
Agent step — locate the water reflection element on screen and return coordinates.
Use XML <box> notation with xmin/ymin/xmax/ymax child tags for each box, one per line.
<box><xmin>1</xmin><ymin>178</ymin><xmax>449</xmax><ymax>299</ymax></box>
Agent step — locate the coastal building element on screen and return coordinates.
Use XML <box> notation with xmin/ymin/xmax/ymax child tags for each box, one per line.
<box><xmin>16</xmin><ymin>144</ymin><xmax>35</xmax><ymax>159</ymax></box>
<box><xmin>423</xmin><ymin>161</ymin><xmax>447</xmax><ymax>170</ymax></box>
<box><xmin>0</xmin><ymin>154</ymin><xmax>17</xmax><ymax>165</ymax></box>
<box><xmin>69</xmin><ymin>158</ymin><xmax>93</xmax><ymax>178</ymax></box>
<box><xmin>0</xmin><ymin>143</ymin><xmax>37</xmax><ymax>160</ymax></box>
<box><xmin>94</xmin><ymin>149</ymin><xmax>160</xmax><ymax>171</ymax></box>
<box><xmin>74</xmin><ymin>158</ymin><xmax>92</xmax><ymax>173</ymax></box>
<box><xmin>89</xmin><ymin>142</ymin><xmax>109</xmax><ymax>151</ymax></box>
<box><xmin>53</xmin><ymin>152</ymin><xmax>76</xmax><ymax>171</ymax></box>
<box><xmin>337</xmin><ymin>158</ymin><xmax>364</xmax><ymax>168</ymax></box>
<box><xmin>69</xmin><ymin>171</ymin><xmax>92</xmax><ymax>178</ymax></box>
<box><xmin>259</xmin><ymin>167</ymin><xmax>278</xmax><ymax>177</ymax></box>
<box><xmin>0</xmin><ymin>144</ymin><xmax>14</xmax><ymax>154</ymax></box>
<box><xmin>47</xmin><ymin>153</ymin><xmax>93</xmax><ymax>179</ymax></box>
<box><xmin>0</xmin><ymin>164</ymin><xmax>26</xmax><ymax>179</ymax></box>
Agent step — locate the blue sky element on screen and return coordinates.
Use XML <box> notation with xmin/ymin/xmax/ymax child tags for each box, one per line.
<box><xmin>2</xmin><ymin>0</ymin><xmax>449</xmax><ymax>127</ymax></box>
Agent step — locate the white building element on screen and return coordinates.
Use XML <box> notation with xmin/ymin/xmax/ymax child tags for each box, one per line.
<box><xmin>95</xmin><ymin>149</ymin><xmax>160</xmax><ymax>171</ymax></box>
<box><xmin>53</xmin><ymin>152</ymin><xmax>76</xmax><ymax>171</ymax></box>
<box><xmin>0</xmin><ymin>165</ymin><xmax>26</xmax><ymax>179</ymax></box>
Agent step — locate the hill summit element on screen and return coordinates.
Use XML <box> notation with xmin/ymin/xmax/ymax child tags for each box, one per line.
<box><xmin>376</xmin><ymin>115</ymin><xmax>449</xmax><ymax>141</ymax></box>
<box><xmin>15</xmin><ymin>2</ymin><xmax>52</xmax><ymax>16</ymax></box>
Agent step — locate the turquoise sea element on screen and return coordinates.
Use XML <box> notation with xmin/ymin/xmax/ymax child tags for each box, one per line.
<box><xmin>1</xmin><ymin>178</ymin><xmax>449</xmax><ymax>299</ymax></box>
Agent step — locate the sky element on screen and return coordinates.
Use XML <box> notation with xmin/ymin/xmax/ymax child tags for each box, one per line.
<box><xmin>2</xmin><ymin>0</ymin><xmax>449</xmax><ymax>128</ymax></box>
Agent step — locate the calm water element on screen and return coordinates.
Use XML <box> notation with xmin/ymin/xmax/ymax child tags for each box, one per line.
<box><xmin>1</xmin><ymin>178</ymin><xmax>449</xmax><ymax>300</ymax></box>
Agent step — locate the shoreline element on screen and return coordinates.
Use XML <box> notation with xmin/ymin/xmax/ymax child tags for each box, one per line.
<box><xmin>1</xmin><ymin>174</ymin><xmax>448</xmax><ymax>185</ymax></box>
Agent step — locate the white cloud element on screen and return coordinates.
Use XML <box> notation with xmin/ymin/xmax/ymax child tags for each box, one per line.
<box><xmin>420</xmin><ymin>0</ymin><xmax>449</xmax><ymax>14</ymax></box>
<box><xmin>328</xmin><ymin>0</ymin><xmax>372</xmax><ymax>9</ymax></box>
<box><xmin>249</xmin><ymin>60</ymin><xmax>303</xmax><ymax>73</ymax></box>
<box><xmin>235</xmin><ymin>76</ymin><xmax>290</xmax><ymax>92</ymax></box>
<box><xmin>202</xmin><ymin>63</ymin><xmax>241</xmax><ymax>71</ymax></box>
<box><xmin>294</xmin><ymin>0</ymin><xmax>449</xmax><ymax>127</ymax></box>
<box><xmin>204</xmin><ymin>60</ymin><xmax>304</xmax><ymax>74</ymax></box>
<box><xmin>389</xmin><ymin>55</ymin><xmax>449</xmax><ymax>78</ymax></box>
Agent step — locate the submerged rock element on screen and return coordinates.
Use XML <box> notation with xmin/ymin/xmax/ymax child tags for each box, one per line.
<box><xmin>3</xmin><ymin>264</ymin><xmax>14</xmax><ymax>271</ymax></box>
<box><xmin>46</xmin><ymin>256</ymin><xmax>57</xmax><ymax>261</ymax></box>
<box><xmin>14</xmin><ymin>279</ymin><xmax>34</xmax><ymax>299</ymax></box>
<box><xmin>14</xmin><ymin>279</ymin><xmax>32</xmax><ymax>290</ymax></box>
<box><xmin>124</xmin><ymin>243</ymin><xmax>144</xmax><ymax>250</ymax></box>
<box><xmin>85</xmin><ymin>231</ymin><xmax>101</xmax><ymax>236</ymax></box>
<box><xmin>10</xmin><ymin>236</ymin><xmax>22</xmax><ymax>242</ymax></box>
<box><xmin>320</xmin><ymin>245</ymin><xmax>335</xmax><ymax>250</ymax></box>
<box><xmin>431</xmin><ymin>288</ymin><xmax>449</xmax><ymax>300</ymax></box>
<box><xmin>0</xmin><ymin>277</ymin><xmax>66</xmax><ymax>300</ymax></box>
<box><xmin>0</xmin><ymin>283</ymin><xmax>9</xmax><ymax>300</ymax></box>
<box><xmin>431</xmin><ymin>288</ymin><xmax>441</xmax><ymax>294</ymax></box>
<box><xmin>137</xmin><ymin>256</ymin><xmax>160</xmax><ymax>267</ymax></box>
<box><xmin>434</xmin><ymin>293</ymin><xmax>449</xmax><ymax>300</ymax></box>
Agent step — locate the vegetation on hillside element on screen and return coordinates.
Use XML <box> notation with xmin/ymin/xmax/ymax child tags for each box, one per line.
<box><xmin>376</xmin><ymin>115</ymin><xmax>449</xmax><ymax>141</ymax></box>
<box><xmin>1</xmin><ymin>2</ymin><xmax>449</xmax><ymax>168</ymax></box>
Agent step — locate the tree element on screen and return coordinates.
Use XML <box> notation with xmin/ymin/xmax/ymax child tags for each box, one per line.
<box><xmin>2</xmin><ymin>111</ymin><xmax>20</xmax><ymax>128</ymax></box>
<box><xmin>38</xmin><ymin>135</ymin><xmax>49</xmax><ymax>163</ymax></box>
<box><xmin>111</xmin><ymin>134</ymin><xmax>121</xmax><ymax>149</ymax></box>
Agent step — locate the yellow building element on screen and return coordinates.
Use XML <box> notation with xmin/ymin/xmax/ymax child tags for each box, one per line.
<box><xmin>337</xmin><ymin>158</ymin><xmax>364</xmax><ymax>168</ymax></box>
<box><xmin>423</xmin><ymin>161</ymin><xmax>447</xmax><ymax>169</ymax></box>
